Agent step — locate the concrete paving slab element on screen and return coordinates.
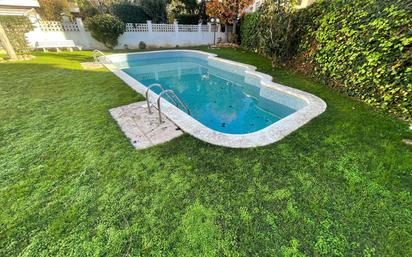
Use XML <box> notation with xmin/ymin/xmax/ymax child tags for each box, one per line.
<box><xmin>81</xmin><ymin>62</ymin><xmax>103</xmax><ymax>69</ymax></box>
<box><xmin>110</xmin><ymin>101</ymin><xmax>183</xmax><ymax>149</ymax></box>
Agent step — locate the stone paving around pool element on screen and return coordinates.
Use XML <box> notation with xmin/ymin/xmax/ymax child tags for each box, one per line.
<box><xmin>80</xmin><ymin>62</ymin><xmax>103</xmax><ymax>70</ymax></box>
<box><xmin>109</xmin><ymin>101</ymin><xmax>183</xmax><ymax>149</ymax></box>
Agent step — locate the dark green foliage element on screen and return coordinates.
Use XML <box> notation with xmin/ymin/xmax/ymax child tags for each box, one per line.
<box><xmin>241</xmin><ymin>0</ymin><xmax>303</xmax><ymax>64</ymax></box>
<box><xmin>181</xmin><ymin>0</ymin><xmax>199</xmax><ymax>14</ymax></box>
<box><xmin>175</xmin><ymin>14</ymin><xmax>199</xmax><ymax>24</ymax></box>
<box><xmin>306</xmin><ymin>0</ymin><xmax>412</xmax><ymax>121</ymax></box>
<box><xmin>138</xmin><ymin>41</ymin><xmax>147</xmax><ymax>50</ymax></box>
<box><xmin>111</xmin><ymin>3</ymin><xmax>150</xmax><ymax>23</ymax></box>
<box><xmin>198</xmin><ymin>0</ymin><xmax>209</xmax><ymax>23</ymax></box>
<box><xmin>0</xmin><ymin>49</ymin><xmax>411</xmax><ymax>256</ymax></box>
<box><xmin>141</xmin><ymin>0</ymin><xmax>168</xmax><ymax>23</ymax></box>
<box><xmin>0</xmin><ymin>16</ymin><xmax>33</xmax><ymax>53</ymax></box>
<box><xmin>240</xmin><ymin>12</ymin><xmax>259</xmax><ymax>49</ymax></box>
<box><xmin>241</xmin><ymin>0</ymin><xmax>412</xmax><ymax>121</ymax></box>
<box><xmin>85</xmin><ymin>14</ymin><xmax>125</xmax><ymax>49</ymax></box>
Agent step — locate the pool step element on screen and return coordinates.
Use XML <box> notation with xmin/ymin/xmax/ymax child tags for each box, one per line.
<box><xmin>109</xmin><ymin>101</ymin><xmax>183</xmax><ymax>149</ymax></box>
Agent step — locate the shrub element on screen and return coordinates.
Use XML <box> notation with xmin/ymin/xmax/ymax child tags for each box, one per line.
<box><xmin>85</xmin><ymin>14</ymin><xmax>125</xmax><ymax>49</ymax></box>
<box><xmin>240</xmin><ymin>12</ymin><xmax>259</xmax><ymax>50</ymax></box>
<box><xmin>0</xmin><ymin>16</ymin><xmax>33</xmax><ymax>53</ymax></box>
<box><xmin>111</xmin><ymin>3</ymin><xmax>150</xmax><ymax>23</ymax></box>
<box><xmin>138</xmin><ymin>41</ymin><xmax>147</xmax><ymax>50</ymax></box>
<box><xmin>175</xmin><ymin>14</ymin><xmax>199</xmax><ymax>24</ymax></box>
<box><xmin>241</xmin><ymin>0</ymin><xmax>412</xmax><ymax>121</ymax></box>
<box><xmin>241</xmin><ymin>1</ymin><xmax>303</xmax><ymax>65</ymax></box>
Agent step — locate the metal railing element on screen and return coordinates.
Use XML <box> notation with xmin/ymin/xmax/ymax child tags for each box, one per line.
<box><xmin>156</xmin><ymin>90</ymin><xmax>190</xmax><ymax>123</ymax></box>
<box><xmin>93</xmin><ymin>49</ymin><xmax>106</xmax><ymax>63</ymax></box>
<box><xmin>145</xmin><ymin>83</ymin><xmax>178</xmax><ymax>114</ymax></box>
<box><xmin>144</xmin><ymin>83</ymin><xmax>190</xmax><ymax>123</ymax></box>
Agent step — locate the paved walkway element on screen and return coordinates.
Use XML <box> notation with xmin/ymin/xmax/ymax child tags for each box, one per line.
<box><xmin>110</xmin><ymin>101</ymin><xmax>183</xmax><ymax>149</ymax></box>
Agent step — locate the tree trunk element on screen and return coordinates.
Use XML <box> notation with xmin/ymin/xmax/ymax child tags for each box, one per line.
<box><xmin>0</xmin><ymin>24</ymin><xmax>17</xmax><ymax>60</ymax></box>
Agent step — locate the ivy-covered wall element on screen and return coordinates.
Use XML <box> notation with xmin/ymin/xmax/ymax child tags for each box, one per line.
<box><xmin>0</xmin><ymin>16</ymin><xmax>33</xmax><ymax>53</ymax></box>
<box><xmin>241</xmin><ymin>0</ymin><xmax>412</xmax><ymax>121</ymax></box>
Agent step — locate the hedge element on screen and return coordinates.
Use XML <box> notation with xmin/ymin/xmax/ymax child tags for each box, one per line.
<box><xmin>241</xmin><ymin>0</ymin><xmax>412</xmax><ymax>121</ymax></box>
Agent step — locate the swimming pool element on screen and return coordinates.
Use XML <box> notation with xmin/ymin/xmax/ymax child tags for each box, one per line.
<box><xmin>102</xmin><ymin>50</ymin><xmax>326</xmax><ymax>147</ymax></box>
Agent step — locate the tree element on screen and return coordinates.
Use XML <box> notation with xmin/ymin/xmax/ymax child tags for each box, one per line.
<box><xmin>206</xmin><ymin>0</ymin><xmax>252</xmax><ymax>24</ymax></box>
<box><xmin>198</xmin><ymin>0</ymin><xmax>208</xmax><ymax>23</ymax></box>
<box><xmin>38</xmin><ymin>0</ymin><xmax>71</xmax><ymax>21</ymax></box>
<box><xmin>0</xmin><ymin>24</ymin><xmax>17</xmax><ymax>60</ymax></box>
<box><xmin>181</xmin><ymin>0</ymin><xmax>198</xmax><ymax>14</ymax></box>
<box><xmin>167</xmin><ymin>0</ymin><xmax>199</xmax><ymax>23</ymax></box>
<box><xmin>76</xmin><ymin>0</ymin><xmax>119</xmax><ymax>18</ymax></box>
<box><xmin>141</xmin><ymin>0</ymin><xmax>168</xmax><ymax>23</ymax></box>
<box><xmin>206</xmin><ymin>0</ymin><xmax>252</xmax><ymax>43</ymax></box>
<box><xmin>111</xmin><ymin>3</ymin><xmax>150</xmax><ymax>23</ymax></box>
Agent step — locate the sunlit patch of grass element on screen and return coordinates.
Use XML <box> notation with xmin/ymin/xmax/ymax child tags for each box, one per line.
<box><xmin>0</xmin><ymin>49</ymin><xmax>411</xmax><ymax>256</ymax></box>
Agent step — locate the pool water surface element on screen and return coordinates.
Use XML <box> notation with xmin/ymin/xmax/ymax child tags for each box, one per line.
<box><xmin>122</xmin><ymin>57</ymin><xmax>299</xmax><ymax>134</ymax></box>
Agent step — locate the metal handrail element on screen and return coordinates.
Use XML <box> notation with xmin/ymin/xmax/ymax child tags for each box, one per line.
<box><xmin>145</xmin><ymin>84</ymin><xmax>179</xmax><ymax>113</ymax></box>
<box><xmin>146</xmin><ymin>83</ymin><xmax>164</xmax><ymax>114</ymax></box>
<box><xmin>157</xmin><ymin>89</ymin><xmax>190</xmax><ymax>123</ymax></box>
<box><xmin>93</xmin><ymin>49</ymin><xmax>106</xmax><ymax>63</ymax></box>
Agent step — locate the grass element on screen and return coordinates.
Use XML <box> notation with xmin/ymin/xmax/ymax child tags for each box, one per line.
<box><xmin>0</xmin><ymin>48</ymin><xmax>411</xmax><ymax>256</ymax></box>
<box><xmin>0</xmin><ymin>50</ymin><xmax>6</xmax><ymax>59</ymax></box>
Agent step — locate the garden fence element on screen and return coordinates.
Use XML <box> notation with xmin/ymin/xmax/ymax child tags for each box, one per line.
<box><xmin>26</xmin><ymin>18</ymin><xmax>229</xmax><ymax>50</ymax></box>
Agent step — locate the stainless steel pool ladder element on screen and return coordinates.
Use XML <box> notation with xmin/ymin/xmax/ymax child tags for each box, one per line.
<box><xmin>145</xmin><ymin>84</ymin><xmax>177</xmax><ymax>113</ymax></box>
<box><xmin>156</xmin><ymin>90</ymin><xmax>190</xmax><ymax>123</ymax></box>
<box><xmin>145</xmin><ymin>83</ymin><xmax>190</xmax><ymax>123</ymax></box>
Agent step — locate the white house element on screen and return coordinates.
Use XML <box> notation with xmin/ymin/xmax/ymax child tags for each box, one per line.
<box><xmin>0</xmin><ymin>0</ymin><xmax>40</xmax><ymax>16</ymax></box>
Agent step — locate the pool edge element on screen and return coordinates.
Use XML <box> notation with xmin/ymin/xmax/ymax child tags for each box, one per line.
<box><xmin>101</xmin><ymin>49</ymin><xmax>327</xmax><ymax>148</ymax></box>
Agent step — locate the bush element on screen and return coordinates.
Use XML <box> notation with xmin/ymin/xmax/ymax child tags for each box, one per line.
<box><xmin>0</xmin><ymin>16</ymin><xmax>33</xmax><ymax>53</ymax></box>
<box><xmin>175</xmin><ymin>14</ymin><xmax>199</xmax><ymax>24</ymax></box>
<box><xmin>85</xmin><ymin>14</ymin><xmax>125</xmax><ymax>49</ymax></box>
<box><xmin>240</xmin><ymin>12</ymin><xmax>259</xmax><ymax>50</ymax></box>
<box><xmin>111</xmin><ymin>3</ymin><xmax>150</xmax><ymax>23</ymax></box>
<box><xmin>241</xmin><ymin>1</ymin><xmax>303</xmax><ymax>65</ymax></box>
<box><xmin>241</xmin><ymin>0</ymin><xmax>412</xmax><ymax>121</ymax></box>
<box><xmin>305</xmin><ymin>0</ymin><xmax>412</xmax><ymax>120</ymax></box>
<box><xmin>138</xmin><ymin>41</ymin><xmax>147</xmax><ymax>50</ymax></box>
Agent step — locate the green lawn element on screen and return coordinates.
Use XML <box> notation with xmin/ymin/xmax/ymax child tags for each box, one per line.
<box><xmin>1</xmin><ymin>48</ymin><xmax>411</xmax><ymax>256</ymax></box>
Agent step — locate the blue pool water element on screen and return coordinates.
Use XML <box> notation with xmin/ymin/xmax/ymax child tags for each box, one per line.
<box><xmin>122</xmin><ymin>56</ymin><xmax>300</xmax><ymax>134</ymax></box>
